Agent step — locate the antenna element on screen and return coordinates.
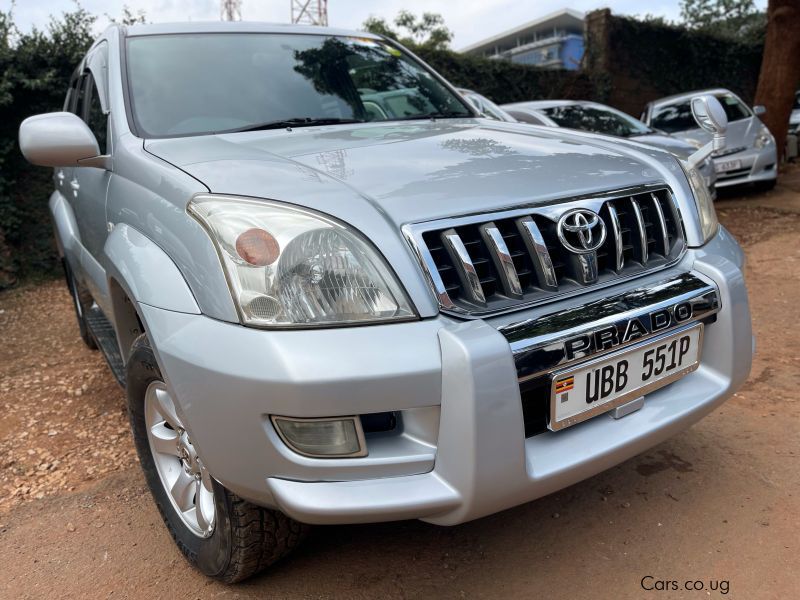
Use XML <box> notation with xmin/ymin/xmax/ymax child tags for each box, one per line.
<box><xmin>291</xmin><ymin>0</ymin><xmax>328</xmax><ymax>26</ymax></box>
<box><xmin>221</xmin><ymin>0</ymin><xmax>242</xmax><ymax>21</ymax></box>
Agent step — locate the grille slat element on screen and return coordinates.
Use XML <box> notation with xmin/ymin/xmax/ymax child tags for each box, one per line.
<box><xmin>413</xmin><ymin>187</ymin><xmax>685</xmax><ymax>316</ymax></box>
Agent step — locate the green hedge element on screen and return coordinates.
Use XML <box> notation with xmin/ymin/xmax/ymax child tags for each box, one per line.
<box><xmin>0</xmin><ymin>8</ymin><xmax>95</xmax><ymax>287</ymax></box>
<box><xmin>593</xmin><ymin>11</ymin><xmax>763</xmax><ymax>115</ymax></box>
<box><xmin>414</xmin><ymin>47</ymin><xmax>606</xmax><ymax>104</ymax></box>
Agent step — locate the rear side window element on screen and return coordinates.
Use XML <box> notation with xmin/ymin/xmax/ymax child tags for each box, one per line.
<box><xmin>86</xmin><ymin>75</ymin><xmax>108</xmax><ymax>154</ymax></box>
<box><xmin>63</xmin><ymin>77</ymin><xmax>78</xmax><ymax>112</ymax></box>
<box><xmin>79</xmin><ymin>74</ymin><xmax>108</xmax><ymax>154</ymax></box>
<box><xmin>71</xmin><ymin>75</ymin><xmax>87</xmax><ymax>116</ymax></box>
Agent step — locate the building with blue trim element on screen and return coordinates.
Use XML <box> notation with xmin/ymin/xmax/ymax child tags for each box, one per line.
<box><xmin>460</xmin><ymin>9</ymin><xmax>585</xmax><ymax>70</ymax></box>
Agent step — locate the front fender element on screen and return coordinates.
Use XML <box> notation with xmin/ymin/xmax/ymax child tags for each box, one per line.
<box><xmin>104</xmin><ymin>223</ymin><xmax>200</xmax><ymax>314</ymax></box>
<box><xmin>104</xmin><ymin>224</ymin><xmax>201</xmax><ymax>364</ymax></box>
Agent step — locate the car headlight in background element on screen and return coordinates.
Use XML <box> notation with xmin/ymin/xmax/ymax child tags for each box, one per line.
<box><xmin>189</xmin><ymin>195</ymin><xmax>415</xmax><ymax>327</ymax></box>
<box><xmin>680</xmin><ymin>161</ymin><xmax>718</xmax><ymax>244</ymax></box>
<box><xmin>754</xmin><ymin>125</ymin><xmax>774</xmax><ymax>149</ymax></box>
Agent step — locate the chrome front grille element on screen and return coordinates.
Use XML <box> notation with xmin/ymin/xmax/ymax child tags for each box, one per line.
<box><xmin>404</xmin><ymin>186</ymin><xmax>685</xmax><ymax>317</ymax></box>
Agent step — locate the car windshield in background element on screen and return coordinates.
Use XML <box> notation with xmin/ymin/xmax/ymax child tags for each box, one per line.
<box><xmin>540</xmin><ymin>104</ymin><xmax>653</xmax><ymax>137</ymax></box>
<box><xmin>651</xmin><ymin>94</ymin><xmax>751</xmax><ymax>133</ymax></box>
<box><xmin>125</xmin><ymin>33</ymin><xmax>472</xmax><ymax>137</ymax></box>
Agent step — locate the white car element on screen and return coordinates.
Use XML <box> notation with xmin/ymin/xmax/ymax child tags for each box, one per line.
<box><xmin>456</xmin><ymin>88</ymin><xmax>517</xmax><ymax>122</ymax></box>
<box><xmin>504</xmin><ymin>100</ymin><xmax>717</xmax><ymax>197</ymax></box>
<box><xmin>642</xmin><ymin>89</ymin><xmax>777</xmax><ymax>190</ymax></box>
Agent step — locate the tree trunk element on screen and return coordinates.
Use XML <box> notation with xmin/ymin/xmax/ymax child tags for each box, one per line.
<box><xmin>754</xmin><ymin>0</ymin><xmax>800</xmax><ymax>161</ymax></box>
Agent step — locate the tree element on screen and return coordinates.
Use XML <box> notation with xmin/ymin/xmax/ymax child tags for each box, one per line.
<box><xmin>680</xmin><ymin>0</ymin><xmax>767</xmax><ymax>42</ymax></box>
<box><xmin>106</xmin><ymin>5</ymin><xmax>147</xmax><ymax>26</ymax></box>
<box><xmin>362</xmin><ymin>10</ymin><xmax>452</xmax><ymax>50</ymax></box>
<box><xmin>753</xmin><ymin>0</ymin><xmax>800</xmax><ymax>160</ymax></box>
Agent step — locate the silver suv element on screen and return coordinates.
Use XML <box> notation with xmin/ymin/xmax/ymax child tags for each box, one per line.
<box><xmin>19</xmin><ymin>23</ymin><xmax>753</xmax><ymax>583</ymax></box>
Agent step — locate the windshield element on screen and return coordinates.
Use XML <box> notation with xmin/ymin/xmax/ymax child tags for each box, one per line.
<box><xmin>540</xmin><ymin>104</ymin><xmax>653</xmax><ymax>137</ymax></box>
<box><xmin>651</xmin><ymin>93</ymin><xmax>752</xmax><ymax>133</ymax></box>
<box><xmin>125</xmin><ymin>33</ymin><xmax>472</xmax><ymax>137</ymax></box>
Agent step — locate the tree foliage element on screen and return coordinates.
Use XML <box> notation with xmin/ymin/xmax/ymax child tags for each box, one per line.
<box><xmin>362</xmin><ymin>10</ymin><xmax>453</xmax><ymax>50</ymax></box>
<box><xmin>680</xmin><ymin>0</ymin><xmax>767</xmax><ymax>42</ymax></box>
<box><xmin>0</xmin><ymin>5</ymin><xmax>97</xmax><ymax>287</ymax></box>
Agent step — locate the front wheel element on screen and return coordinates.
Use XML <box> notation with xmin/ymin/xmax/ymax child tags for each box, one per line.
<box><xmin>126</xmin><ymin>334</ymin><xmax>308</xmax><ymax>582</ymax></box>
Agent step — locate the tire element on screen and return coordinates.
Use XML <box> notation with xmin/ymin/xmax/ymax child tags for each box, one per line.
<box><xmin>755</xmin><ymin>178</ymin><xmax>777</xmax><ymax>192</ymax></box>
<box><xmin>62</xmin><ymin>260</ymin><xmax>97</xmax><ymax>350</ymax></box>
<box><xmin>126</xmin><ymin>334</ymin><xmax>308</xmax><ymax>583</ymax></box>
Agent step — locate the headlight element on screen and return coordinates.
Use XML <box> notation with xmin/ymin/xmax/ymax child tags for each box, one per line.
<box><xmin>680</xmin><ymin>161</ymin><xmax>718</xmax><ymax>244</ymax></box>
<box><xmin>189</xmin><ymin>195</ymin><xmax>415</xmax><ymax>327</ymax></box>
<box><xmin>754</xmin><ymin>125</ymin><xmax>774</xmax><ymax>149</ymax></box>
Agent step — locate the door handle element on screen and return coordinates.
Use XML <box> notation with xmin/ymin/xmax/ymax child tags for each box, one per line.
<box><xmin>69</xmin><ymin>179</ymin><xmax>80</xmax><ymax>191</ymax></box>
<box><xmin>56</xmin><ymin>170</ymin><xmax>65</xmax><ymax>182</ymax></box>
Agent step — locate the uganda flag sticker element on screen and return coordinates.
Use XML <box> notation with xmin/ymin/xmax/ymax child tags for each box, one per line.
<box><xmin>555</xmin><ymin>375</ymin><xmax>574</xmax><ymax>402</ymax></box>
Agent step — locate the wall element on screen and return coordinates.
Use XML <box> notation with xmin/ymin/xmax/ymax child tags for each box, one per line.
<box><xmin>584</xmin><ymin>9</ymin><xmax>764</xmax><ymax>116</ymax></box>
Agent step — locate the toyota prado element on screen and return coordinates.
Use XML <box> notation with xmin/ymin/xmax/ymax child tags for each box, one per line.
<box><xmin>19</xmin><ymin>23</ymin><xmax>753</xmax><ymax>582</ymax></box>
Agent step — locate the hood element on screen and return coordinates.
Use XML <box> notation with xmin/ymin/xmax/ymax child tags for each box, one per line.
<box><xmin>628</xmin><ymin>133</ymin><xmax>696</xmax><ymax>160</ymax></box>
<box><xmin>668</xmin><ymin>115</ymin><xmax>762</xmax><ymax>153</ymax></box>
<box><xmin>145</xmin><ymin>119</ymin><xmax>675</xmax><ymax>227</ymax></box>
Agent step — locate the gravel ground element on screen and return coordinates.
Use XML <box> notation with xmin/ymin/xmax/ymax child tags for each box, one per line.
<box><xmin>1</xmin><ymin>167</ymin><xmax>799</xmax><ymax>599</ymax></box>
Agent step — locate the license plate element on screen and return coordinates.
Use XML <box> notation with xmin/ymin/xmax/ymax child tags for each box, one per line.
<box><xmin>715</xmin><ymin>159</ymin><xmax>742</xmax><ymax>173</ymax></box>
<box><xmin>549</xmin><ymin>325</ymin><xmax>703</xmax><ymax>431</ymax></box>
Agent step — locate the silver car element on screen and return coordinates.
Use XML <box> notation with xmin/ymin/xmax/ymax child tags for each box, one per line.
<box><xmin>642</xmin><ymin>88</ymin><xmax>777</xmax><ymax>190</ymax></box>
<box><xmin>18</xmin><ymin>23</ymin><xmax>752</xmax><ymax>582</ymax></box>
<box><xmin>457</xmin><ymin>88</ymin><xmax>517</xmax><ymax>122</ymax></box>
<box><xmin>504</xmin><ymin>100</ymin><xmax>718</xmax><ymax>196</ymax></box>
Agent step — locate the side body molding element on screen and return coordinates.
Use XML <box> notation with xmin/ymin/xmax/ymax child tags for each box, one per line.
<box><xmin>104</xmin><ymin>223</ymin><xmax>200</xmax><ymax>314</ymax></box>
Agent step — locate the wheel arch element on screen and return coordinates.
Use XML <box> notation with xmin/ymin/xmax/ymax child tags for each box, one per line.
<box><xmin>104</xmin><ymin>223</ymin><xmax>201</xmax><ymax>361</ymax></box>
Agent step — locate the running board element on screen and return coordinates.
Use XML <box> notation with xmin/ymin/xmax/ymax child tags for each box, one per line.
<box><xmin>85</xmin><ymin>305</ymin><xmax>126</xmax><ymax>387</ymax></box>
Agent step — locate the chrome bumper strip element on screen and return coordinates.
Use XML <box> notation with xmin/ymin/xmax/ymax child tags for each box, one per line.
<box><xmin>498</xmin><ymin>272</ymin><xmax>720</xmax><ymax>382</ymax></box>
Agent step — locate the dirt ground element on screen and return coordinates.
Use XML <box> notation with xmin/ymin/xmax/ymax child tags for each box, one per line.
<box><xmin>1</xmin><ymin>167</ymin><xmax>799</xmax><ymax>599</ymax></box>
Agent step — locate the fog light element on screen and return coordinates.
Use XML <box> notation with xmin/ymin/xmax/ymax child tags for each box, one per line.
<box><xmin>271</xmin><ymin>416</ymin><xmax>367</xmax><ymax>458</ymax></box>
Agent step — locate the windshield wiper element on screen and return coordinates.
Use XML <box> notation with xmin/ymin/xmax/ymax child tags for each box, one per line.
<box><xmin>224</xmin><ymin>117</ymin><xmax>366</xmax><ymax>133</ymax></box>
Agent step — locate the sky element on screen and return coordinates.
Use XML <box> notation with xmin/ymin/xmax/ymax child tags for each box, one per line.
<box><xmin>1</xmin><ymin>0</ymin><xmax>768</xmax><ymax>50</ymax></box>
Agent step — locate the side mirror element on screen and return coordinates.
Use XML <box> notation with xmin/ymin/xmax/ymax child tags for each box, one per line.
<box><xmin>687</xmin><ymin>95</ymin><xmax>728</xmax><ymax>168</ymax></box>
<box><xmin>753</xmin><ymin>105</ymin><xmax>767</xmax><ymax>116</ymax></box>
<box><xmin>19</xmin><ymin>112</ymin><xmax>105</xmax><ymax>168</ymax></box>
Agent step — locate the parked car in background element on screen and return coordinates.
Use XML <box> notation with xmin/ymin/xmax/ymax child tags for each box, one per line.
<box><xmin>790</xmin><ymin>90</ymin><xmax>800</xmax><ymax>130</ymax></box>
<box><xmin>641</xmin><ymin>89</ymin><xmax>777</xmax><ymax>190</ymax></box>
<box><xmin>787</xmin><ymin>90</ymin><xmax>800</xmax><ymax>160</ymax></box>
<box><xmin>456</xmin><ymin>88</ymin><xmax>517</xmax><ymax>122</ymax></box>
<box><xmin>504</xmin><ymin>100</ymin><xmax>717</xmax><ymax>197</ymax></box>
<box><xmin>18</xmin><ymin>22</ymin><xmax>753</xmax><ymax>583</ymax></box>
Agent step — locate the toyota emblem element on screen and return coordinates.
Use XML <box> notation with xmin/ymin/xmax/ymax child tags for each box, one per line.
<box><xmin>557</xmin><ymin>209</ymin><xmax>607</xmax><ymax>254</ymax></box>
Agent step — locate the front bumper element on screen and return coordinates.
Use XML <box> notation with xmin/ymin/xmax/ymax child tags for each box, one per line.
<box><xmin>140</xmin><ymin>226</ymin><xmax>752</xmax><ymax>526</ymax></box>
<box><xmin>713</xmin><ymin>144</ymin><xmax>777</xmax><ymax>188</ymax></box>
